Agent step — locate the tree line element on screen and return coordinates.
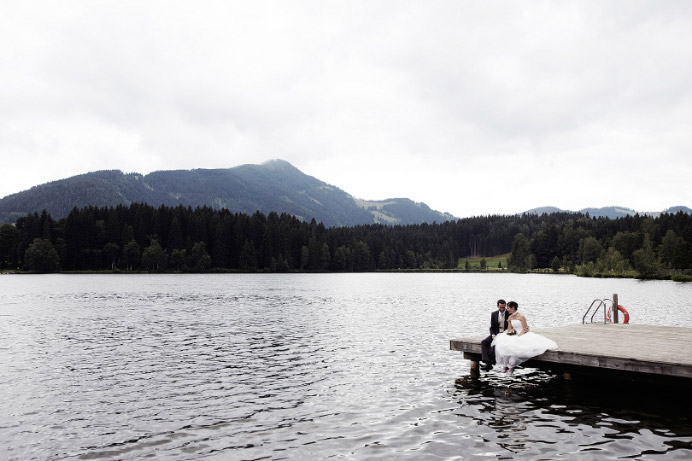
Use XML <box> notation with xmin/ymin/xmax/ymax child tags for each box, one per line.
<box><xmin>1</xmin><ymin>203</ymin><xmax>691</xmax><ymax>278</ymax></box>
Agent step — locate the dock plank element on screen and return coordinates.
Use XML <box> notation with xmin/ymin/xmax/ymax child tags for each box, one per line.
<box><xmin>450</xmin><ymin>324</ymin><xmax>692</xmax><ymax>379</ymax></box>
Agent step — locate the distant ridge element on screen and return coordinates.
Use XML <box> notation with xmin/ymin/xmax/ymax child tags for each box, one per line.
<box><xmin>523</xmin><ymin>205</ymin><xmax>691</xmax><ymax>219</ymax></box>
<box><xmin>522</xmin><ymin>206</ymin><xmax>564</xmax><ymax>216</ymax></box>
<box><xmin>0</xmin><ymin>160</ymin><xmax>456</xmax><ymax>227</ymax></box>
<box><xmin>645</xmin><ymin>206</ymin><xmax>692</xmax><ymax>218</ymax></box>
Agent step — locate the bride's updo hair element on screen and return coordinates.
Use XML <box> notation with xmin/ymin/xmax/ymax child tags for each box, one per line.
<box><xmin>508</xmin><ymin>301</ymin><xmax>519</xmax><ymax>310</ymax></box>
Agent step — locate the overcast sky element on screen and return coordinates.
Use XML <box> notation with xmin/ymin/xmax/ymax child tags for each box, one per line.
<box><xmin>1</xmin><ymin>1</ymin><xmax>691</xmax><ymax>217</ymax></box>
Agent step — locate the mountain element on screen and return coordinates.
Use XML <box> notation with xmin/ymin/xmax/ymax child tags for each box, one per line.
<box><xmin>523</xmin><ymin>205</ymin><xmax>690</xmax><ymax>219</ymax></box>
<box><xmin>578</xmin><ymin>206</ymin><xmax>637</xmax><ymax>219</ymax></box>
<box><xmin>522</xmin><ymin>206</ymin><xmax>564</xmax><ymax>216</ymax></box>
<box><xmin>0</xmin><ymin>160</ymin><xmax>456</xmax><ymax>227</ymax></box>
<box><xmin>641</xmin><ymin>206</ymin><xmax>692</xmax><ymax>218</ymax></box>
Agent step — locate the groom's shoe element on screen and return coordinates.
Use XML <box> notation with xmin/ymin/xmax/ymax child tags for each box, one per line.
<box><xmin>481</xmin><ymin>363</ymin><xmax>493</xmax><ymax>372</ymax></box>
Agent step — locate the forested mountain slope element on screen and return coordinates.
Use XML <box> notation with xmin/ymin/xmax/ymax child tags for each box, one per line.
<box><xmin>0</xmin><ymin>160</ymin><xmax>455</xmax><ymax>227</ymax></box>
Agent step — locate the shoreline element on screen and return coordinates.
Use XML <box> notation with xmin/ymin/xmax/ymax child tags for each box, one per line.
<box><xmin>2</xmin><ymin>268</ymin><xmax>690</xmax><ymax>281</ymax></box>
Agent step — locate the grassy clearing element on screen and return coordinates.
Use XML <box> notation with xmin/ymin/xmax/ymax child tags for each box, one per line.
<box><xmin>457</xmin><ymin>253</ymin><xmax>510</xmax><ymax>270</ymax></box>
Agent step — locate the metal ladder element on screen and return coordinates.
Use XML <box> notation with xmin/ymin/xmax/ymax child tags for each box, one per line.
<box><xmin>582</xmin><ymin>298</ymin><xmax>614</xmax><ymax>324</ymax></box>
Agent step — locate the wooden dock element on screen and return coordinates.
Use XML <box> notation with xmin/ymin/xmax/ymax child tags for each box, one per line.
<box><xmin>450</xmin><ymin>324</ymin><xmax>692</xmax><ymax>380</ymax></box>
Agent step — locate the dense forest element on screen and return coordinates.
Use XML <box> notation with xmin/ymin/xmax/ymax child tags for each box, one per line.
<box><xmin>1</xmin><ymin>203</ymin><xmax>691</xmax><ymax>279</ymax></box>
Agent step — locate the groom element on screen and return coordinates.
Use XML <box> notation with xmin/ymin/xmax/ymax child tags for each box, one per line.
<box><xmin>480</xmin><ymin>299</ymin><xmax>508</xmax><ymax>371</ymax></box>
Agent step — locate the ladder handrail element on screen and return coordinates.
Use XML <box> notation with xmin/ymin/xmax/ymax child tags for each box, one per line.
<box><xmin>596</xmin><ymin>298</ymin><xmax>613</xmax><ymax>323</ymax></box>
<box><xmin>582</xmin><ymin>298</ymin><xmax>612</xmax><ymax>324</ymax></box>
<box><xmin>582</xmin><ymin>299</ymin><xmax>602</xmax><ymax>323</ymax></box>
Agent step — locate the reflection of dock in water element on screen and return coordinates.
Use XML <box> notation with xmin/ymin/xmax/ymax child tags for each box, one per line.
<box><xmin>451</xmin><ymin>324</ymin><xmax>692</xmax><ymax>381</ymax></box>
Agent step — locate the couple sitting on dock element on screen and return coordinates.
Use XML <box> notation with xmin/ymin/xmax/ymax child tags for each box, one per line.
<box><xmin>480</xmin><ymin>299</ymin><xmax>558</xmax><ymax>374</ymax></box>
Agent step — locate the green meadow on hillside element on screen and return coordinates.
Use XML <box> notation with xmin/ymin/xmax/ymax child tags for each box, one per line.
<box><xmin>457</xmin><ymin>254</ymin><xmax>510</xmax><ymax>270</ymax></box>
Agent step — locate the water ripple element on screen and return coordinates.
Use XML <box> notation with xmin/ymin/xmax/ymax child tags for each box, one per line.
<box><xmin>1</xmin><ymin>273</ymin><xmax>692</xmax><ymax>459</ymax></box>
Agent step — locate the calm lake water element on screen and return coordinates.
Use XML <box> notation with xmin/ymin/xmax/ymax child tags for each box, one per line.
<box><xmin>1</xmin><ymin>273</ymin><xmax>691</xmax><ymax>460</ymax></box>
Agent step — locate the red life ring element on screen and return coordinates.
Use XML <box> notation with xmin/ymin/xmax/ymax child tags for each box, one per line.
<box><xmin>606</xmin><ymin>304</ymin><xmax>630</xmax><ymax>324</ymax></box>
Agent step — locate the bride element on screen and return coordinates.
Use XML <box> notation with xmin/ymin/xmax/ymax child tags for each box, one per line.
<box><xmin>491</xmin><ymin>301</ymin><xmax>558</xmax><ymax>374</ymax></box>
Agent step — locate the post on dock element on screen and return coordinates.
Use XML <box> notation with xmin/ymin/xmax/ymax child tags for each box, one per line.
<box><xmin>613</xmin><ymin>293</ymin><xmax>619</xmax><ymax>324</ymax></box>
<box><xmin>469</xmin><ymin>360</ymin><xmax>480</xmax><ymax>378</ymax></box>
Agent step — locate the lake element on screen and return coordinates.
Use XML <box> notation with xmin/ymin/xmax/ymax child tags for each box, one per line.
<box><xmin>1</xmin><ymin>273</ymin><xmax>691</xmax><ymax>460</ymax></box>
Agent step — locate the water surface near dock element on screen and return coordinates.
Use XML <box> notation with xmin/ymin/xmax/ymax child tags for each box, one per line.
<box><xmin>1</xmin><ymin>273</ymin><xmax>691</xmax><ymax>459</ymax></box>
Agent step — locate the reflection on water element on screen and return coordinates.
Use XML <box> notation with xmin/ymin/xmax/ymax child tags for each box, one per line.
<box><xmin>1</xmin><ymin>273</ymin><xmax>691</xmax><ymax>460</ymax></box>
<box><xmin>452</xmin><ymin>370</ymin><xmax>692</xmax><ymax>459</ymax></box>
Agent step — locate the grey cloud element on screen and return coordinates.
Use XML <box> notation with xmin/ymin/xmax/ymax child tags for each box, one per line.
<box><xmin>1</xmin><ymin>1</ymin><xmax>691</xmax><ymax>215</ymax></box>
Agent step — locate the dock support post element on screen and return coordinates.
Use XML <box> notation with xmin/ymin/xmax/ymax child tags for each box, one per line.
<box><xmin>613</xmin><ymin>293</ymin><xmax>619</xmax><ymax>324</ymax></box>
<box><xmin>469</xmin><ymin>360</ymin><xmax>480</xmax><ymax>378</ymax></box>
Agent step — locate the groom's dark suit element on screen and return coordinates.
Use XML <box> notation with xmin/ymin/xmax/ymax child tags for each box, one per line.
<box><xmin>481</xmin><ymin>309</ymin><xmax>509</xmax><ymax>368</ymax></box>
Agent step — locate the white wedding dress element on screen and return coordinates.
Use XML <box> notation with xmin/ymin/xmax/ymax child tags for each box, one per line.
<box><xmin>491</xmin><ymin>319</ymin><xmax>558</xmax><ymax>370</ymax></box>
